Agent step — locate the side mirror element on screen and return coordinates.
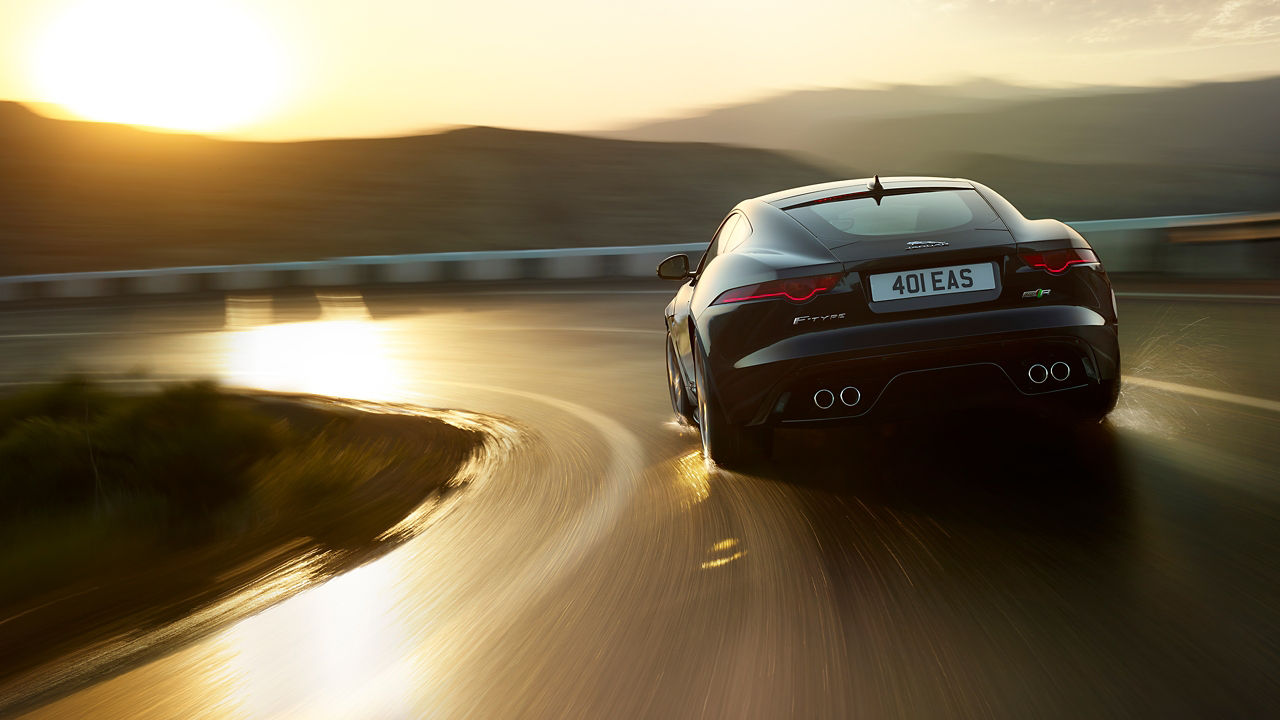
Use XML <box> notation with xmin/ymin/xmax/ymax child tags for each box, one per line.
<box><xmin>657</xmin><ymin>254</ymin><xmax>691</xmax><ymax>280</ymax></box>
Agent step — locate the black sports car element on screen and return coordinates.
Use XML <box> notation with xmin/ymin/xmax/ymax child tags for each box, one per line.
<box><xmin>659</xmin><ymin>176</ymin><xmax>1120</xmax><ymax>466</ymax></box>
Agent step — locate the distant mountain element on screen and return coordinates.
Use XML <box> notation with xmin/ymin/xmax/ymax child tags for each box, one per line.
<box><xmin>945</xmin><ymin>154</ymin><xmax>1280</xmax><ymax>221</ymax></box>
<box><xmin>601</xmin><ymin>79</ymin><xmax>1129</xmax><ymax>149</ymax></box>
<box><xmin>801</xmin><ymin>76</ymin><xmax>1280</xmax><ymax>172</ymax></box>
<box><xmin>802</xmin><ymin>77</ymin><xmax>1280</xmax><ymax>219</ymax></box>
<box><xmin>0</xmin><ymin>103</ymin><xmax>837</xmax><ymax>275</ymax></box>
<box><xmin>605</xmin><ymin>77</ymin><xmax>1280</xmax><ymax>220</ymax></box>
<box><xmin>5</xmin><ymin>75</ymin><xmax>1277</xmax><ymax>277</ymax></box>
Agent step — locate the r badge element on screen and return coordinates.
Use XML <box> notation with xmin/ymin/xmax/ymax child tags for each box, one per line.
<box><xmin>1022</xmin><ymin>289</ymin><xmax>1052</xmax><ymax>299</ymax></box>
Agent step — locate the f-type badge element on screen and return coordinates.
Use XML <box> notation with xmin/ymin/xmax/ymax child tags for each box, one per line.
<box><xmin>905</xmin><ymin>240</ymin><xmax>949</xmax><ymax>250</ymax></box>
<box><xmin>793</xmin><ymin>313</ymin><xmax>846</xmax><ymax>325</ymax></box>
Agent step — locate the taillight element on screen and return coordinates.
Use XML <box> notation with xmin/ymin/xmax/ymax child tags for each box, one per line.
<box><xmin>1021</xmin><ymin>248</ymin><xmax>1098</xmax><ymax>274</ymax></box>
<box><xmin>712</xmin><ymin>273</ymin><xmax>843</xmax><ymax>305</ymax></box>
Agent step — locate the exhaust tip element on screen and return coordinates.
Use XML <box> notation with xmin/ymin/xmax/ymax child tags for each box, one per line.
<box><xmin>839</xmin><ymin>386</ymin><xmax>861</xmax><ymax>407</ymax></box>
<box><xmin>1050</xmin><ymin>361</ymin><xmax>1071</xmax><ymax>381</ymax></box>
<box><xmin>814</xmin><ymin>389</ymin><xmax>835</xmax><ymax>410</ymax></box>
<box><xmin>1028</xmin><ymin>364</ymin><xmax>1049</xmax><ymax>384</ymax></box>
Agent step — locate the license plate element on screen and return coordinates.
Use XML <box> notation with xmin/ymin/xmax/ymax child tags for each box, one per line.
<box><xmin>868</xmin><ymin>262</ymin><xmax>996</xmax><ymax>302</ymax></box>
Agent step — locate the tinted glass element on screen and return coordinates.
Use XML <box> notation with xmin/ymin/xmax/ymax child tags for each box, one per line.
<box><xmin>698</xmin><ymin>214</ymin><xmax>738</xmax><ymax>273</ymax></box>
<box><xmin>722</xmin><ymin>214</ymin><xmax>752</xmax><ymax>254</ymax></box>
<box><xmin>785</xmin><ymin>189</ymin><xmax>1003</xmax><ymax>245</ymax></box>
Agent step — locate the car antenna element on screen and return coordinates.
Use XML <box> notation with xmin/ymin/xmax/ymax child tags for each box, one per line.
<box><xmin>868</xmin><ymin>174</ymin><xmax>885</xmax><ymax>205</ymax></box>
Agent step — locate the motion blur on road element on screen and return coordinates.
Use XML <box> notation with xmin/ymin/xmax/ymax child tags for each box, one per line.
<box><xmin>2</xmin><ymin>1</ymin><xmax>1279</xmax><ymax>717</ymax></box>
<box><xmin>0</xmin><ymin>281</ymin><xmax>1276</xmax><ymax>717</ymax></box>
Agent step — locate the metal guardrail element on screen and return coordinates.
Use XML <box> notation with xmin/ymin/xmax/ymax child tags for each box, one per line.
<box><xmin>1069</xmin><ymin>211</ymin><xmax>1280</xmax><ymax>280</ymax></box>
<box><xmin>1</xmin><ymin>212</ymin><xmax>1276</xmax><ymax>301</ymax></box>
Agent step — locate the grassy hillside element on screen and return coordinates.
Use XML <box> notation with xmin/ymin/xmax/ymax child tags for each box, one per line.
<box><xmin>611</xmin><ymin>77</ymin><xmax>1280</xmax><ymax>221</ymax></box>
<box><xmin>804</xmin><ymin>77</ymin><xmax>1280</xmax><ymax>172</ymax></box>
<box><xmin>0</xmin><ymin>103</ymin><xmax>837</xmax><ymax>275</ymax></box>
<box><xmin>602</xmin><ymin>79</ymin><xmax>1125</xmax><ymax>149</ymax></box>
<box><xmin>6</xmin><ymin>77</ymin><xmax>1276</xmax><ymax>277</ymax></box>
<box><xmin>806</xmin><ymin>78</ymin><xmax>1280</xmax><ymax>220</ymax></box>
<box><xmin>949</xmin><ymin>155</ymin><xmax>1280</xmax><ymax>221</ymax></box>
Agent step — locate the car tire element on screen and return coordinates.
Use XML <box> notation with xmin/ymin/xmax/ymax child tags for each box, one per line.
<box><xmin>693</xmin><ymin>336</ymin><xmax>771</xmax><ymax>467</ymax></box>
<box><xmin>1079</xmin><ymin>378</ymin><xmax>1120</xmax><ymax>422</ymax></box>
<box><xmin>667</xmin><ymin>338</ymin><xmax>695</xmax><ymax>424</ymax></box>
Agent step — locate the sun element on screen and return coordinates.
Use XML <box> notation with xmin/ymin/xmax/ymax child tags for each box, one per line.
<box><xmin>30</xmin><ymin>0</ymin><xmax>287</xmax><ymax>133</ymax></box>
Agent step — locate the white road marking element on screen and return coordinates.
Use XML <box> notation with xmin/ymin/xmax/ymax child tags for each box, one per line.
<box><xmin>4</xmin><ymin>290</ymin><xmax>1276</xmax><ymax>417</ymax></box>
<box><xmin>0</xmin><ymin>324</ymin><xmax>665</xmax><ymax>340</ymax></box>
<box><xmin>1116</xmin><ymin>292</ymin><xmax>1280</xmax><ymax>301</ymax></box>
<box><xmin>0</xmin><ymin>587</ymin><xmax>99</xmax><ymax>628</ymax></box>
<box><xmin>1125</xmin><ymin>376</ymin><xmax>1280</xmax><ymax>414</ymax></box>
<box><xmin>2</xmin><ymin>372</ymin><xmax>1273</xmax><ymax>416</ymax></box>
<box><xmin>426</xmin><ymin>324</ymin><xmax>663</xmax><ymax>335</ymax></box>
<box><xmin>0</xmin><ymin>330</ymin><xmax>180</xmax><ymax>339</ymax></box>
<box><xmin>0</xmin><ymin>377</ymin><xmax>191</xmax><ymax>387</ymax></box>
<box><xmin>448</xmin><ymin>289</ymin><xmax>673</xmax><ymax>296</ymax></box>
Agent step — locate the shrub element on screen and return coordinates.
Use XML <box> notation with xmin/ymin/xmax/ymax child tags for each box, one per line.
<box><xmin>0</xmin><ymin>380</ymin><xmax>289</xmax><ymax>525</ymax></box>
<box><xmin>92</xmin><ymin>382</ymin><xmax>289</xmax><ymax>517</ymax></box>
<box><xmin>0</xmin><ymin>416</ymin><xmax>100</xmax><ymax>513</ymax></box>
<box><xmin>0</xmin><ymin>377</ymin><xmax>108</xmax><ymax>436</ymax></box>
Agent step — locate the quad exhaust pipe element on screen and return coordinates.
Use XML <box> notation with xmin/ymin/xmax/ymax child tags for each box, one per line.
<box><xmin>814</xmin><ymin>386</ymin><xmax>861</xmax><ymax>409</ymax></box>
<box><xmin>1028</xmin><ymin>361</ymin><xmax>1071</xmax><ymax>384</ymax></box>
<box><xmin>1050</xmin><ymin>361</ymin><xmax>1071</xmax><ymax>381</ymax></box>
<box><xmin>811</xmin><ymin>360</ymin><xmax>1071</xmax><ymax>409</ymax></box>
<box><xmin>839</xmin><ymin>386</ymin><xmax>861</xmax><ymax>407</ymax></box>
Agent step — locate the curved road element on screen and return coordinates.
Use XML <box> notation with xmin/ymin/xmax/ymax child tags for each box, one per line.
<box><xmin>0</xmin><ymin>282</ymin><xmax>1277</xmax><ymax>718</ymax></box>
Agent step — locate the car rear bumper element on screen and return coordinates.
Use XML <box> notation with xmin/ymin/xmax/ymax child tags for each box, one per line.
<box><xmin>709</xmin><ymin>305</ymin><xmax>1119</xmax><ymax>427</ymax></box>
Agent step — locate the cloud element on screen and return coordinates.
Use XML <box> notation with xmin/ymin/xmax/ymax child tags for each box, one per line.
<box><xmin>1197</xmin><ymin>0</ymin><xmax>1280</xmax><ymax>40</ymax></box>
<box><xmin>951</xmin><ymin>0</ymin><xmax>1280</xmax><ymax>46</ymax></box>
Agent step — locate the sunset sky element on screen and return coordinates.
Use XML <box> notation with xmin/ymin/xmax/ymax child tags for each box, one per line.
<box><xmin>2</xmin><ymin>0</ymin><xmax>1278</xmax><ymax>140</ymax></box>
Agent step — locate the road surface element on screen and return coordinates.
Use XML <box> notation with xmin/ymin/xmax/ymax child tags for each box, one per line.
<box><xmin>0</xmin><ymin>281</ymin><xmax>1277</xmax><ymax>718</ymax></box>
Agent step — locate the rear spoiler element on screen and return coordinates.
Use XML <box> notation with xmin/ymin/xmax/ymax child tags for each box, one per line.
<box><xmin>781</xmin><ymin>184</ymin><xmax>974</xmax><ymax>212</ymax></box>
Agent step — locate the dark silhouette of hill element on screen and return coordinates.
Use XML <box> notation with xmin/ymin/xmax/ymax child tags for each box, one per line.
<box><xmin>602</xmin><ymin>79</ymin><xmax>1128</xmax><ymax>149</ymax></box>
<box><xmin>803</xmin><ymin>77</ymin><xmax>1280</xmax><ymax>172</ymax></box>
<box><xmin>608</xmin><ymin>77</ymin><xmax>1280</xmax><ymax>220</ymax></box>
<box><xmin>5</xmin><ymin>75</ymin><xmax>1277</xmax><ymax>276</ymax></box>
<box><xmin>809</xmin><ymin>77</ymin><xmax>1280</xmax><ymax>220</ymax></box>
<box><xmin>0</xmin><ymin>103</ymin><xmax>839</xmax><ymax>275</ymax></box>
<box><xmin>946</xmin><ymin>154</ymin><xmax>1280</xmax><ymax>221</ymax></box>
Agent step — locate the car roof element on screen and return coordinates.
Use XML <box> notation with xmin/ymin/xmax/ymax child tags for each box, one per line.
<box><xmin>756</xmin><ymin>176</ymin><xmax>975</xmax><ymax>208</ymax></box>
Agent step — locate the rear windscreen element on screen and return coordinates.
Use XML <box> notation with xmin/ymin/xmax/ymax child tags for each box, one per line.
<box><xmin>784</xmin><ymin>189</ymin><xmax>1004</xmax><ymax>245</ymax></box>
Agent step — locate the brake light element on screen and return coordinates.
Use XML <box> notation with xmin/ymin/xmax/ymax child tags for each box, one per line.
<box><xmin>712</xmin><ymin>273</ymin><xmax>843</xmax><ymax>305</ymax></box>
<box><xmin>1021</xmin><ymin>248</ymin><xmax>1098</xmax><ymax>274</ymax></box>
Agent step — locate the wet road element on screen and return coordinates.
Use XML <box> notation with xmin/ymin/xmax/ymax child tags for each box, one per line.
<box><xmin>0</xmin><ymin>282</ymin><xmax>1277</xmax><ymax>718</ymax></box>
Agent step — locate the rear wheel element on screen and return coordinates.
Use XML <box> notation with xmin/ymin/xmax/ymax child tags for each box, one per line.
<box><xmin>666</xmin><ymin>338</ymin><xmax>695</xmax><ymax>424</ymax></box>
<box><xmin>1078</xmin><ymin>378</ymin><xmax>1120</xmax><ymax>422</ymax></box>
<box><xmin>693</xmin><ymin>338</ymin><xmax>772</xmax><ymax>467</ymax></box>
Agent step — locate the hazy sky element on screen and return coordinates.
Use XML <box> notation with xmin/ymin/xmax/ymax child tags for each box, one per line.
<box><xmin>2</xmin><ymin>0</ymin><xmax>1278</xmax><ymax>139</ymax></box>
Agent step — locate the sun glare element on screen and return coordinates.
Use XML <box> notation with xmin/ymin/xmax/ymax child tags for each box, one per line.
<box><xmin>30</xmin><ymin>0</ymin><xmax>286</xmax><ymax>133</ymax></box>
<box><xmin>222</xmin><ymin>294</ymin><xmax>404</xmax><ymax>401</ymax></box>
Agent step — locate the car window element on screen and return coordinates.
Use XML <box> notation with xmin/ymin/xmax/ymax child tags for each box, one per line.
<box><xmin>722</xmin><ymin>214</ymin><xmax>752</xmax><ymax>254</ymax></box>
<box><xmin>698</xmin><ymin>214</ymin><xmax>739</xmax><ymax>274</ymax></box>
<box><xmin>784</xmin><ymin>189</ymin><xmax>1004</xmax><ymax>246</ymax></box>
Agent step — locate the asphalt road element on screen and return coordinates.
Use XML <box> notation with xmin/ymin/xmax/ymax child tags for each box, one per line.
<box><xmin>0</xmin><ymin>281</ymin><xmax>1277</xmax><ymax>719</ymax></box>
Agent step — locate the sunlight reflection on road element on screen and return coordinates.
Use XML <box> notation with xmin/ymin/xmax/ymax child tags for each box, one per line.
<box><xmin>221</xmin><ymin>557</ymin><xmax>417</xmax><ymax>719</ymax></box>
<box><xmin>673</xmin><ymin>448</ymin><xmax>710</xmax><ymax>506</ymax></box>
<box><xmin>222</xmin><ymin>293</ymin><xmax>405</xmax><ymax>401</ymax></box>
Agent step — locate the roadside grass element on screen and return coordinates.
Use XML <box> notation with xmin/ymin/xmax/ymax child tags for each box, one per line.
<box><xmin>0</xmin><ymin>500</ymin><xmax>166</xmax><ymax>607</ymax></box>
<box><xmin>0</xmin><ymin>378</ymin><xmax>479</xmax><ymax>611</ymax></box>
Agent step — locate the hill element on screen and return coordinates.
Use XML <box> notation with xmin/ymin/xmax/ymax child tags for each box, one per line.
<box><xmin>601</xmin><ymin>79</ymin><xmax>1123</xmax><ymax>149</ymax></box>
<box><xmin>610</xmin><ymin>77</ymin><xmax>1280</xmax><ymax>220</ymax></box>
<box><xmin>0</xmin><ymin>103</ymin><xmax>838</xmax><ymax>275</ymax></box>
<box><xmin>802</xmin><ymin>77</ymin><xmax>1280</xmax><ymax>171</ymax></box>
